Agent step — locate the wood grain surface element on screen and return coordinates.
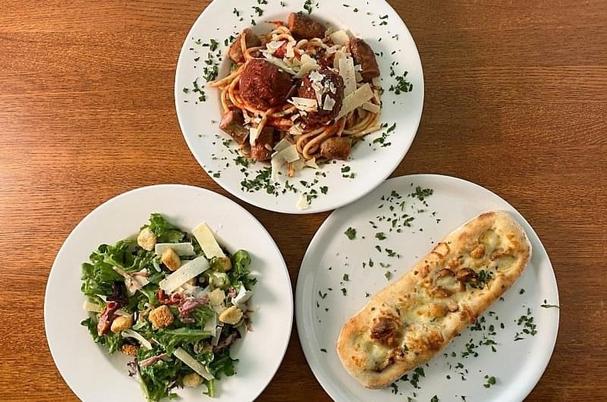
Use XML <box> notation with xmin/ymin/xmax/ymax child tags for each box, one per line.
<box><xmin>0</xmin><ymin>1</ymin><xmax>605</xmax><ymax>401</ymax></box>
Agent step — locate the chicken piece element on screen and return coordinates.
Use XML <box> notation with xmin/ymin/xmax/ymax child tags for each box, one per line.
<box><xmin>349</xmin><ymin>38</ymin><xmax>380</xmax><ymax>81</ymax></box>
<box><xmin>240</xmin><ymin>59</ymin><xmax>293</xmax><ymax>110</ymax></box>
<box><xmin>219</xmin><ymin>110</ymin><xmax>249</xmax><ymax>145</ymax></box>
<box><xmin>297</xmin><ymin>68</ymin><xmax>344</xmax><ymax>128</ymax></box>
<box><xmin>287</xmin><ymin>12</ymin><xmax>327</xmax><ymax>39</ymax></box>
<box><xmin>250</xmin><ymin>127</ymin><xmax>274</xmax><ymax>162</ymax></box>
<box><xmin>228</xmin><ymin>28</ymin><xmax>262</xmax><ymax>64</ymax></box>
<box><xmin>320</xmin><ymin>137</ymin><xmax>351</xmax><ymax>160</ymax></box>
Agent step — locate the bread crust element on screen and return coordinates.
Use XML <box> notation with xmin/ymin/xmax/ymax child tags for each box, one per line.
<box><xmin>336</xmin><ymin>211</ymin><xmax>532</xmax><ymax>388</ymax></box>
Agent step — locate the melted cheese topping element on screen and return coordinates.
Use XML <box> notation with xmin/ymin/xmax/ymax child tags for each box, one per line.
<box><xmin>362</xmin><ymin>224</ymin><xmax>520</xmax><ymax>370</ymax></box>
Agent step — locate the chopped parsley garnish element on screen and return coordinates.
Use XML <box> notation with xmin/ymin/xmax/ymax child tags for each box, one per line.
<box><xmin>384</xmin><ymin>271</ymin><xmax>392</xmax><ymax>280</ymax></box>
<box><xmin>389</xmin><ymin>70</ymin><xmax>413</xmax><ymax>94</ymax></box>
<box><xmin>375</xmin><ymin>232</ymin><xmax>387</xmax><ymax>240</ymax></box>
<box><xmin>514</xmin><ymin>307</ymin><xmax>537</xmax><ymax>340</ymax></box>
<box><xmin>320</xmin><ymin>348</ymin><xmax>327</xmax><ymax>353</ymax></box>
<box><xmin>320</xmin><ymin>186</ymin><xmax>328</xmax><ymax>194</ymax></box>
<box><xmin>483</xmin><ymin>375</ymin><xmax>497</xmax><ymax>388</ymax></box>
<box><xmin>409</xmin><ymin>186</ymin><xmax>434</xmax><ymax>201</ymax></box>
<box><xmin>303</xmin><ymin>0</ymin><xmax>317</xmax><ymax>14</ymax></box>
<box><xmin>344</xmin><ymin>227</ymin><xmax>357</xmax><ymax>240</ymax></box>
<box><xmin>342</xmin><ymin>274</ymin><xmax>349</xmax><ymax>282</ymax></box>
<box><xmin>431</xmin><ymin>396</ymin><xmax>439</xmax><ymax>402</ymax></box>
<box><xmin>340</xmin><ymin>287</ymin><xmax>347</xmax><ymax>296</ymax></box>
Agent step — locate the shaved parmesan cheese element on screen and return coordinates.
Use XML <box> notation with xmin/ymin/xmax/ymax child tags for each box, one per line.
<box><xmin>288</xmin><ymin>97</ymin><xmax>318</xmax><ymax>112</ymax></box>
<box><xmin>192</xmin><ymin>223</ymin><xmax>225</xmax><ymax>259</ymax></box>
<box><xmin>275</xmin><ymin>144</ymin><xmax>300</xmax><ymax>163</ymax></box>
<box><xmin>362</xmin><ymin>102</ymin><xmax>381</xmax><ymax>114</ymax></box>
<box><xmin>297</xmin><ymin>194</ymin><xmax>310</xmax><ymax>210</ymax></box>
<box><xmin>154</xmin><ymin>243</ymin><xmax>195</xmax><ymax>257</ymax></box>
<box><xmin>330</xmin><ymin>30</ymin><xmax>350</xmax><ymax>46</ymax></box>
<box><xmin>273</xmin><ymin>138</ymin><xmax>292</xmax><ymax>153</ymax></box>
<box><xmin>355</xmin><ymin>71</ymin><xmax>363</xmax><ymax>83</ymax></box>
<box><xmin>159</xmin><ymin>256</ymin><xmax>209</xmax><ymax>294</ymax></box>
<box><xmin>122</xmin><ymin>329</ymin><xmax>152</xmax><ymax>350</ymax></box>
<box><xmin>337</xmin><ymin>83</ymin><xmax>375</xmax><ymax>119</ymax></box>
<box><xmin>323</xmin><ymin>96</ymin><xmax>336</xmax><ymax>111</ymax></box>
<box><xmin>271</xmin><ymin>144</ymin><xmax>300</xmax><ymax>181</ymax></box>
<box><xmin>305</xmin><ymin>158</ymin><xmax>320</xmax><ymax>169</ymax></box>
<box><xmin>295</xmin><ymin>54</ymin><xmax>320</xmax><ymax>78</ymax></box>
<box><xmin>333</xmin><ymin>50</ymin><xmax>345</xmax><ymax>70</ymax></box>
<box><xmin>249</xmin><ymin>127</ymin><xmax>260</xmax><ymax>146</ymax></box>
<box><xmin>291</xmin><ymin>159</ymin><xmax>306</xmax><ymax>172</ymax></box>
<box><xmin>338</xmin><ymin>56</ymin><xmax>357</xmax><ymax>96</ymax></box>
<box><xmin>233</xmin><ymin>287</ymin><xmax>254</xmax><ymax>306</ymax></box>
<box><xmin>262</xmin><ymin>53</ymin><xmax>296</xmax><ymax>75</ymax></box>
<box><xmin>204</xmin><ymin>312</ymin><xmax>218</xmax><ymax>338</ymax></box>
<box><xmin>174</xmin><ymin>347</ymin><xmax>214</xmax><ymax>380</ymax></box>
<box><xmin>211</xmin><ymin>325</ymin><xmax>223</xmax><ymax>346</ymax></box>
<box><xmin>83</xmin><ymin>300</ymin><xmax>103</xmax><ymax>313</ymax></box>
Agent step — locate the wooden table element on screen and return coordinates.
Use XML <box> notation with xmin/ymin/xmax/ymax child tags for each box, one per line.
<box><xmin>0</xmin><ymin>1</ymin><xmax>605</xmax><ymax>401</ymax></box>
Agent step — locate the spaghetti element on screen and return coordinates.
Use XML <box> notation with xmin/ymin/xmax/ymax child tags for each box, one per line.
<box><xmin>211</xmin><ymin>12</ymin><xmax>382</xmax><ymax>169</ymax></box>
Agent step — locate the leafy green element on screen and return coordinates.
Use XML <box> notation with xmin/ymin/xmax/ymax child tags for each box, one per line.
<box><xmin>137</xmin><ymin>347</ymin><xmax>181</xmax><ymax>402</ymax></box>
<box><xmin>144</xmin><ymin>213</ymin><xmax>185</xmax><ymax>243</ymax></box>
<box><xmin>81</xmin><ymin>261</ymin><xmax>123</xmax><ymax>297</ymax></box>
<box><xmin>229</xmin><ymin>250</ymin><xmax>256</xmax><ymax>290</ymax></box>
<box><xmin>81</xmin><ymin>317</ymin><xmax>123</xmax><ymax>353</ymax></box>
<box><xmin>95</xmin><ymin>240</ymin><xmax>157</xmax><ymax>273</ymax></box>
<box><xmin>208</xmin><ymin>349</ymin><xmax>237</xmax><ymax>379</ymax></box>
<box><xmin>192</xmin><ymin>306</ymin><xmax>216</xmax><ymax>328</ymax></box>
<box><xmin>156</xmin><ymin>328</ymin><xmax>213</xmax><ymax>354</ymax></box>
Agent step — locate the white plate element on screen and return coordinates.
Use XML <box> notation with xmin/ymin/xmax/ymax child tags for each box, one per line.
<box><xmin>296</xmin><ymin>174</ymin><xmax>559</xmax><ymax>402</ymax></box>
<box><xmin>44</xmin><ymin>185</ymin><xmax>293</xmax><ymax>402</ymax></box>
<box><xmin>175</xmin><ymin>0</ymin><xmax>424</xmax><ymax>214</ymax></box>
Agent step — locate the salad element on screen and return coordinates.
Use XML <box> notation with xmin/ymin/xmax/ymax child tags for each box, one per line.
<box><xmin>80</xmin><ymin>213</ymin><xmax>256</xmax><ymax>401</ymax></box>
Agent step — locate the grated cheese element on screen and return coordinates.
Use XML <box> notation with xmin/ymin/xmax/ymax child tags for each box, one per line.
<box><xmin>192</xmin><ymin>223</ymin><xmax>225</xmax><ymax>259</ymax></box>
<box><xmin>159</xmin><ymin>256</ymin><xmax>209</xmax><ymax>294</ymax></box>
<box><xmin>338</xmin><ymin>56</ymin><xmax>357</xmax><ymax>96</ymax></box>
<box><xmin>337</xmin><ymin>83</ymin><xmax>375</xmax><ymax>119</ymax></box>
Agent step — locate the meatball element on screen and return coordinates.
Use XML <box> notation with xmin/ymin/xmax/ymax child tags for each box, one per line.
<box><xmin>228</xmin><ymin>28</ymin><xmax>262</xmax><ymax>64</ymax></box>
<box><xmin>298</xmin><ymin>68</ymin><xmax>344</xmax><ymax>127</ymax></box>
<box><xmin>320</xmin><ymin>137</ymin><xmax>351</xmax><ymax>160</ymax></box>
<box><xmin>287</xmin><ymin>12</ymin><xmax>327</xmax><ymax>40</ymax></box>
<box><xmin>349</xmin><ymin>38</ymin><xmax>380</xmax><ymax>81</ymax></box>
<box><xmin>240</xmin><ymin>59</ymin><xmax>294</xmax><ymax>111</ymax></box>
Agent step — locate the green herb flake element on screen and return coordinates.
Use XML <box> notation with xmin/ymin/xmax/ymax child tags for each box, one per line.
<box><xmin>344</xmin><ymin>227</ymin><xmax>357</xmax><ymax>240</ymax></box>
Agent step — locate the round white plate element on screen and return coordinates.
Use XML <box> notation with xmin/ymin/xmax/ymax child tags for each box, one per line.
<box><xmin>296</xmin><ymin>174</ymin><xmax>559</xmax><ymax>402</ymax></box>
<box><xmin>45</xmin><ymin>185</ymin><xmax>293</xmax><ymax>402</ymax></box>
<box><xmin>175</xmin><ymin>0</ymin><xmax>424</xmax><ymax>214</ymax></box>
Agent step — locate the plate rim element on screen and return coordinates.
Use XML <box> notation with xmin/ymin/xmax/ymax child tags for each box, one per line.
<box><xmin>44</xmin><ymin>184</ymin><xmax>294</xmax><ymax>402</ymax></box>
<box><xmin>295</xmin><ymin>173</ymin><xmax>560</xmax><ymax>402</ymax></box>
<box><xmin>173</xmin><ymin>0</ymin><xmax>425</xmax><ymax>214</ymax></box>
